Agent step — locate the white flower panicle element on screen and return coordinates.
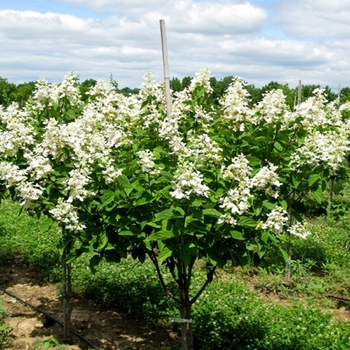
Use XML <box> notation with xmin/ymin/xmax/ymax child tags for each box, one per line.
<box><xmin>219</xmin><ymin>157</ymin><xmax>283</xmax><ymax>226</ymax></box>
<box><xmin>0</xmin><ymin>161</ymin><xmax>43</xmax><ymax>205</ymax></box>
<box><xmin>187</xmin><ymin>133</ymin><xmax>222</xmax><ymax>164</ymax></box>
<box><xmin>0</xmin><ymin>161</ymin><xmax>28</xmax><ymax>187</ymax></box>
<box><xmin>189</xmin><ymin>68</ymin><xmax>213</xmax><ymax>94</ymax></box>
<box><xmin>259</xmin><ymin>206</ymin><xmax>289</xmax><ymax>234</ymax></box>
<box><xmin>102</xmin><ymin>164</ymin><xmax>123</xmax><ymax>184</ymax></box>
<box><xmin>290</xmin><ymin>129</ymin><xmax>350</xmax><ymax>174</ymax></box>
<box><xmin>0</xmin><ymin>104</ymin><xmax>36</xmax><ymax>157</ymax></box>
<box><xmin>221</xmin><ymin>154</ymin><xmax>252</xmax><ymax>185</ymax></box>
<box><xmin>170</xmin><ymin>162</ymin><xmax>210</xmax><ymax>200</ymax></box>
<box><xmin>295</xmin><ymin>88</ymin><xmax>328</xmax><ymax>131</ymax></box>
<box><xmin>220</xmin><ymin>78</ymin><xmax>253</xmax><ymax>131</ymax></box>
<box><xmin>66</xmin><ymin>168</ymin><xmax>93</xmax><ymax>202</ymax></box>
<box><xmin>251</xmin><ymin>162</ymin><xmax>282</xmax><ymax>198</ymax></box>
<box><xmin>137</xmin><ymin>149</ymin><xmax>159</xmax><ymax>174</ymax></box>
<box><xmin>219</xmin><ymin>188</ymin><xmax>251</xmax><ymax>216</ymax></box>
<box><xmin>49</xmin><ymin>199</ymin><xmax>85</xmax><ymax>232</ymax></box>
<box><xmin>254</xmin><ymin>89</ymin><xmax>288</xmax><ymax>124</ymax></box>
<box><xmin>288</xmin><ymin>222</ymin><xmax>311</xmax><ymax>239</ymax></box>
<box><xmin>33</xmin><ymin>72</ymin><xmax>81</xmax><ymax>111</ymax></box>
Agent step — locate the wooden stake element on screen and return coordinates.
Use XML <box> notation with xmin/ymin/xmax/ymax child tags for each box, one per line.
<box><xmin>159</xmin><ymin>19</ymin><xmax>172</xmax><ymax>119</ymax></box>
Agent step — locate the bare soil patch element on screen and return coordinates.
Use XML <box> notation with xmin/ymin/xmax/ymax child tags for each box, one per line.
<box><xmin>0</xmin><ymin>263</ymin><xmax>180</xmax><ymax>350</ymax></box>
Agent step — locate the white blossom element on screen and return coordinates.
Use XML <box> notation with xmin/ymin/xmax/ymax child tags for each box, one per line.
<box><xmin>260</xmin><ymin>206</ymin><xmax>289</xmax><ymax>234</ymax></box>
<box><xmin>137</xmin><ymin>149</ymin><xmax>159</xmax><ymax>174</ymax></box>
<box><xmin>49</xmin><ymin>199</ymin><xmax>85</xmax><ymax>232</ymax></box>
<box><xmin>254</xmin><ymin>89</ymin><xmax>288</xmax><ymax>124</ymax></box>
<box><xmin>220</xmin><ymin>78</ymin><xmax>253</xmax><ymax>130</ymax></box>
<box><xmin>288</xmin><ymin>222</ymin><xmax>311</xmax><ymax>239</ymax></box>
<box><xmin>170</xmin><ymin>162</ymin><xmax>209</xmax><ymax>200</ymax></box>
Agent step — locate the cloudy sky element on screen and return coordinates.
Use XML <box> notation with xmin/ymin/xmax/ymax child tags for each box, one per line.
<box><xmin>0</xmin><ymin>0</ymin><xmax>349</xmax><ymax>90</ymax></box>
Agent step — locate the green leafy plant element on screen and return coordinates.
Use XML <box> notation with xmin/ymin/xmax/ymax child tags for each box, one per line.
<box><xmin>32</xmin><ymin>337</ymin><xmax>65</xmax><ymax>350</ymax></box>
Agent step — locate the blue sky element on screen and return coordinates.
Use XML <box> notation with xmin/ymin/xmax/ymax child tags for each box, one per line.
<box><xmin>0</xmin><ymin>0</ymin><xmax>349</xmax><ymax>90</ymax></box>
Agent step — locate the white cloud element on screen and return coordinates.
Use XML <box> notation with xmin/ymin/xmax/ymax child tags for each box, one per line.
<box><xmin>0</xmin><ymin>0</ymin><xmax>348</xmax><ymax>91</ymax></box>
<box><xmin>275</xmin><ymin>0</ymin><xmax>350</xmax><ymax>39</ymax></box>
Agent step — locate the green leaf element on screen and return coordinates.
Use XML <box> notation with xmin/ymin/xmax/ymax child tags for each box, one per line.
<box><xmin>158</xmin><ymin>246</ymin><xmax>173</xmax><ymax>260</ymax></box>
<box><xmin>100</xmin><ymin>190</ymin><xmax>115</xmax><ymax>207</ymax></box>
<box><xmin>118</xmin><ymin>230</ymin><xmax>134</xmax><ymax>236</ymax></box>
<box><xmin>279</xmin><ymin>247</ymin><xmax>289</xmax><ymax>262</ymax></box>
<box><xmin>263</xmin><ymin>200</ymin><xmax>276</xmax><ymax>210</ymax></box>
<box><xmin>147</xmin><ymin>221</ymin><xmax>161</xmax><ymax>229</ymax></box>
<box><xmin>274</xmin><ymin>142</ymin><xmax>284</xmax><ymax>152</ymax></box>
<box><xmin>280</xmin><ymin>200</ymin><xmax>288</xmax><ymax>210</ymax></box>
<box><xmin>178</xmin><ymin>245</ymin><xmax>191</xmax><ymax>267</ymax></box>
<box><xmin>230</xmin><ymin>230</ymin><xmax>244</xmax><ymax>240</ymax></box>
<box><xmin>314</xmin><ymin>186</ymin><xmax>323</xmax><ymax>204</ymax></box>
<box><xmin>203</xmin><ymin>208</ymin><xmax>222</xmax><ymax>218</ymax></box>
<box><xmin>146</xmin><ymin>230</ymin><xmax>174</xmax><ymax>241</ymax></box>
<box><xmin>99</xmin><ymin>232</ymin><xmax>108</xmax><ymax>250</ymax></box>
<box><xmin>65</xmin><ymin>248</ymin><xmax>83</xmax><ymax>263</ymax></box>
<box><xmin>173</xmin><ymin>206</ymin><xmax>185</xmax><ymax>216</ymax></box>
<box><xmin>238</xmin><ymin>216</ymin><xmax>257</xmax><ymax>227</ymax></box>
<box><xmin>89</xmin><ymin>255</ymin><xmax>101</xmax><ymax>273</ymax></box>
<box><xmin>261</xmin><ymin>231</ymin><xmax>269</xmax><ymax>243</ymax></box>
<box><xmin>154</xmin><ymin>209</ymin><xmax>174</xmax><ymax>222</ymax></box>
<box><xmin>308</xmin><ymin>173</ymin><xmax>320</xmax><ymax>187</ymax></box>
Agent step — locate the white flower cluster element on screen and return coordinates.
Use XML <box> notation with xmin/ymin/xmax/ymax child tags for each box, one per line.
<box><xmin>187</xmin><ymin>133</ymin><xmax>222</xmax><ymax>164</ymax></box>
<box><xmin>220</xmin><ymin>78</ymin><xmax>252</xmax><ymax>131</ymax></box>
<box><xmin>33</xmin><ymin>72</ymin><xmax>81</xmax><ymax>111</ymax></box>
<box><xmin>170</xmin><ymin>162</ymin><xmax>210</xmax><ymax>200</ymax></box>
<box><xmin>254</xmin><ymin>89</ymin><xmax>288</xmax><ymax>124</ymax></box>
<box><xmin>66</xmin><ymin>168</ymin><xmax>93</xmax><ymax>202</ymax></box>
<box><xmin>137</xmin><ymin>149</ymin><xmax>159</xmax><ymax>175</ymax></box>
<box><xmin>294</xmin><ymin>88</ymin><xmax>329</xmax><ymax>131</ymax></box>
<box><xmin>0</xmin><ymin>161</ymin><xmax>43</xmax><ymax>205</ymax></box>
<box><xmin>219</xmin><ymin>155</ymin><xmax>283</xmax><ymax>225</ymax></box>
<box><xmin>49</xmin><ymin>199</ymin><xmax>86</xmax><ymax>232</ymax></box>
<box><xmin>189</xmin><ymin>68</ymin><xmax>213</xmax><ymax>94</ymax></box>
<box><xmin>259</xmin><ymin>206</ymin><xmax>289</xmax><ymax>234</ymax></box>
<box><xmin>288</xmin><ymin>222</ymin><xmax>311</xmax><ymax>239</ymax></box>
<box><xmin>251</xmin><ymin>163</ymin><xmax>282</xmax><ymax>198</ymax></box>
<box><xmin>290</xmin><ymin>129</ymin><xmax>350</xmax><ymax>174</ymax></box>
<box><xmin>221</xmin><ymin>154</ymin><xmax>251</xmax><ymax>184</ymax></box>
<box><xmin>0</xmin><ymin>104</ymin><xmax>36</xmax><ymax>157</ymax></box>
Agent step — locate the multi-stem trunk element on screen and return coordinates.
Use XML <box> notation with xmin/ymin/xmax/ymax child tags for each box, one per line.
<box><xmin>62</xmin><ymin>237</ymin><xmax>74</xmax><ymax>340</ymax></box>
<box><xmin>179</xmin><ymin>284</ymin><xmax>193</xmax><ymax>350</ymax></box>
<box><xmin>178</xmin><ymin>258</ymin><xmax>194</xmax><ymax>350</ymax></box>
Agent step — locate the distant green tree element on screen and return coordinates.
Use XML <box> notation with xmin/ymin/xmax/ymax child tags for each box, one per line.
<box><xmin>170</xmin><ymin>77</ymin><xmax>183</xmax><ymax>93</ymax></box>
<box><xmin>0</xmin><ymin>77</ymin><xmax>16</xmax><ymax>106</ymax></box>
<box><xmin>119</xmin><ymin>87</ymin><xmax>140</xmax><ymax>96</ymax></box>
<box><xmin>340</xmin><ymin>87</ymin><xmax>350</xmax><ymax>104</ymax></box>
<box><xmin>245</xmin><ymin>84</ymin><xmax>262</xmax><ymax>107</ymax></box>
<box><xmin>182</xmin><ymin>76</ymin><xmax>192</xmax><ymax>89</ymax></box>
<box><xmin>79</xmin><ymin>79</ymin><xmax>97</xmax><ymax>101</ymax></box>
<box><xmin>10</xmin><ymin>81</ymin><xmax>36</xmax><ymax>106</ymax></box>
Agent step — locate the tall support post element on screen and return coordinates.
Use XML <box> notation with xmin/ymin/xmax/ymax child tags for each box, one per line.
<box><xmin>286</xmin><ymin>81</ymin><xmax>302</xmax><ymax>280</ymax></box>
<box><xmin>159</xmin><ymin>19</ymin><xmax>172</xmax><ymax>119</ymax></box>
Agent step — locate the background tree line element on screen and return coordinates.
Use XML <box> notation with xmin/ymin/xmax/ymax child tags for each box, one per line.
<box><xmin>1</xmin><ymin>74</ymin><xmax>349</xmax><ymax>108</ymax></box>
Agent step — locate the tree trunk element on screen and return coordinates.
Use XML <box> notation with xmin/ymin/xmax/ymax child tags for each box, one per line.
<box><xmin>62</xmin><ymin>242</ymin><xmax>73</xmax><ymax>340</ymax></box>
<box><xmin>179</xmin><ymin>286</ymin><xmax>193</xmax><ymax>350</ymax></box>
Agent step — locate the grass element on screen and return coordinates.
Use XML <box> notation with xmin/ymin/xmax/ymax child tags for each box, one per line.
<box><xmin>1</xmin><ymin>198</ymin><xmax>350</xmax><ymax>349</ymax></box>
<box><xmin>0</xmin><ymin>298</ymin><xmax>10</xmax><ymax>348</ymax></box>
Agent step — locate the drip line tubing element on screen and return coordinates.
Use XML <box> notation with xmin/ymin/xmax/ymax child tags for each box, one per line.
<box><xmin>0</xmin><ymin>285</ymin><xmax>101</xmax><ymax>350</ymax></box>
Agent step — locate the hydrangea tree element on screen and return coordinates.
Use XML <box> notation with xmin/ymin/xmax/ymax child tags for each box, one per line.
<box><xmin>1</xmin><ymin>70</ymin><xmax>349</xmax><ymax>349</ymax></box>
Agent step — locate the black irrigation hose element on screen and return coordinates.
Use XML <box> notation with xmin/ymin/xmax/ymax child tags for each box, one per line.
<box><xmin>0</xmin><ymin>285</ymin><xmax>101</xmax><ymax>350</ymax></box>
